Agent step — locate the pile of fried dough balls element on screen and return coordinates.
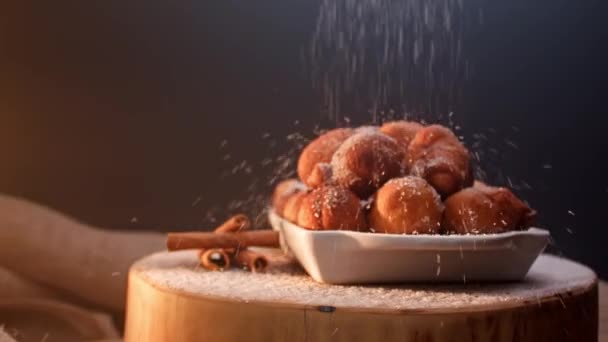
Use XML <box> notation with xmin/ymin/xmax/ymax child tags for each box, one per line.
<box><xmin>272</xmin><ymin>122</ymin><xmax>536</xmax><ymax>235</ymax></box>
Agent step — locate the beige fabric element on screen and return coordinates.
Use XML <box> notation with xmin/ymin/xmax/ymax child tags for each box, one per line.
<box><xmin>0</xmin><ymin>299</ymin><xmax>119</xmax><ymax>342</ymax></box>
<box><xmin>0</xmin><ymin>328</ymin><xmax>17</xmax><ymax>342</ymax></box>
<box><xmin>0</xmin><ymin>195</ymin><xmax>165</xmax><ymax>341</ymax></box>
<box><xmin>0</xmin><ymin>195</ymin><xmax>165</xmax><ymax>312</ymax></box>
<box><xmin>0</xmin><ymin>266</ymin><xmax>120</xmax><ymax>341</ymax></box>
<box><xmin>0</xmin><ymin>268</ymin><xmax>62</xmax><ymax>301</ymax></box>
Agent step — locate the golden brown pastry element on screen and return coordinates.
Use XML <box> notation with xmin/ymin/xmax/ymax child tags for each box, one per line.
<box><xmin>407</xmin><ymin>124</ymin><xmax>473</xmax><ymax>198</ymax></box>
<box><xmin>282</xmin><ymin>191</ymin><xmax>308</xmax><ymax>223</ymax></box>
<box><xmin>271</xmin><ymin>179</ymin><xmax>306</xmax><ymax>217</ymax></box>
<box><xmin>330</xmin><ymin>131</ymin><xmax>406</xmax><ymax>199</ymax></box>
<box><xmin>305</xmin><ymin>162</ymin><xmax>333</xmax><ymax>189</ymax></box>
<box><xmin>297</xmin><ymin>185</ymin><xmax>367</xmax><ymax>231</ymax></box>
<box><xmin>369</xmin><ymin>176</ymin><xmax>443</xmax><ymax>234</ymax></box>
<box><xmin>442</xmin><ymin>182</ymin><xmax>537</xmax><ymax>234</ymax></box>
<box><xmin>297</xmin><ymin>128</ymin><xmax>354</xmax><ymax>187</ymax></box>
<box><xmin>380</xmin><ymin>121</ymin><xmax>424</xmax><ymax>155</ymax></box>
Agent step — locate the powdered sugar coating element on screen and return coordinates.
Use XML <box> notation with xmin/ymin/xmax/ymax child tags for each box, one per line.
<box><xmin>297</xmin><ymin>128</ymin><xmax>354</xmax><ymax>187</ymax></box>
<box><xmin>392</xmin><ymin>177</ymin><xmax>443</xmax><ymax>209</ymax></box>
<box><xmin>354</xmin><ymin>125</ymin><xmax>380</xmax><ymax>134</ymax></box>
<box><xmin>370</xmin><ymin>176</ymin><xmax>444</xmax><ymax>234</ymax></box>
<box><xmin>297</xmin><ymin>185</ymin><xmax>366</xmax><ymax>231</ymax></box>
<box><xmin>136</xmin><ymin>251</ymin><xmax>596</xmax><ymax>313</ymax></box>
<box><xmin>443</xmin><ymin>184</ymin><xmax>536</xmax><ymax>234</ymax></box>
<box><xmin>271</xmin><ymin>179</ymin><xmax>308</xmax><ymax>217</ymax></box>
<box><xmin>408</xmin><ymin>125</ymin><xmax>472</xmax><ymax>197</ymax></box>
<box><xmin>330</xmin><ymin>131</ymin><xmax>405</xmax><ymax>198</ymax></box>
<box><xmin>380</xmin><ymin>121</ymin><xmax>424</xmax><ymax>152</ymax></box>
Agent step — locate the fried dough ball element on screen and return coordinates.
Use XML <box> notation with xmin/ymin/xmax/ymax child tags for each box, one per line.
<box><xmin>330</xmin><ymin>131</ymin><xmax>406</xmax><ymax>199</ymax></box>
<box><xmin>442</xmin><ymin>182</ymin><xmax>537</xmax><ymax>234</ymax></box>
<box><xmin>271</xmin><ymin>179</ymin><xmax>306</xmax><ymax>216</ymax></box>
<box><xmin>380</xmin><ymin>121</ymin><xmax>424</xmax><ymax>163</ymax></box>
<box><xmin>369</xmin><ymin>176</ymin><xmax>443</xmax><ymax>234</ymax></box>
<box><xmin>297</xmin><ymin>128</ymin><xmax>354</xmax><ymax>187</ymax></box>
<box><xmin>297</xmin><ymin>185</ymin><xmax>367</xmax><ymax>231</ymax></box>
<box><xmin>282</xmin><ymin>191</ymin><xmax>308</xmax><ymax>223</ymax></box>
<box><xmin>305</xmin><ymin>162</ymin><xmax>333</xmax><ymax>189</ymax></box>
<box><xmin>408</xmin><ymin>124</ymin><xmax>473</xmax><ymax>198</ymax></box>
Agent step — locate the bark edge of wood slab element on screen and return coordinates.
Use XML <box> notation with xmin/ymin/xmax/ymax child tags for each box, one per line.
<box><xmin>125</xmin><ymin>251</ymin><xmax>598</xmax><ymax>342</ymax></box>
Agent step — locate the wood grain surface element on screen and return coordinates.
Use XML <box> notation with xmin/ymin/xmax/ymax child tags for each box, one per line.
<box><xmin>125</xmin><ymin>250</ymin><xmax>599</xmax><ymax>342</ymax></box>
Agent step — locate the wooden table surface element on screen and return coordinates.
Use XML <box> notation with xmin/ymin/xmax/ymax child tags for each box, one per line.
<box><xmin>48</xmin><ymin>280</ymin><xmax>608</xmax><ymax>341</ymax></box>
<box><xmin>126</xmin><ymin>250</ymin><xmax>606</xmax><ymax>342</ymax></box>
<box><xmin>115</xmin><ymin>280</ymin><xmax>607</xmax><ymax>341</ymax></box>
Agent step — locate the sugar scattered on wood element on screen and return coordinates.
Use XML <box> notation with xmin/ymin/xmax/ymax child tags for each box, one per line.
<box><xmin>137</xmin><ymin>251</ymin><xmax>595</xmax><ymax>311</ymax></box>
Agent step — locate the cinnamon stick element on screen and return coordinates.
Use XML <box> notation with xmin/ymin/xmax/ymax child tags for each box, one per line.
<box><xmin>166</xmin><ymin>231</ymin><xmax>279</xmax><ymax>251</ymax></box>
<box><xmin>214</xmin><ymin>214</ymin><xmax>251</xmax><ymax>233</ymax></box>
<box><xmin>199</xmin><ymin>249</ymin><xmax>231</xmax><ymax>271</ymax></box>
<box><xmin>234</xmin><ymin>250</ymin><xmax>268</xmax><ymax>273</ymax></box>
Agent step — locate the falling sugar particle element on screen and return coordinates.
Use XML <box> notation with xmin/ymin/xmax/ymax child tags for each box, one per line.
<box><xmin>192</xmin><ymin>197</ymin><xmax>201</xmax><ymax>207</ymax></box>
<box><xmin>543</xmin><ymin>164</ymin><xmax>553</xmax><ymax>169</ymax></box>
<box><xmin>435</xmin><ymin>254</ymin><xmax>441</xmax><ymax>276</ymax></box>
<box><xmin>504</xmin><ymin>139</ymin><xmax>518</xmax><ymax>149</ymax></box>
<box><xmin>308</xmin><ymin>0</ymin><xmax>472</xmax><ymax>120</ymax></box>
<box><xmin>111</xmin><ymin>272</ymin><xmax>121</xmax><ymax>277</ymax></box>
<box><xmin>565</xmin><ymin>227</ymin><xmax>574</xmax><ymax>234</ymax></box>
<box><xmin>130</xmin><ymin>217</ymin><xmax>138</xmax><ymax>223</ymax></box>
<box><xmin>567</xmin><ymin>210</ymin><xmax>575</xmax><ymax>216</ymax></box>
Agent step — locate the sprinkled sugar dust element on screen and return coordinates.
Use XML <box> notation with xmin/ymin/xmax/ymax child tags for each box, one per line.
<box><xmin>193</xmin><ymin>0</ymin><xmax>573</xmax><ymax>248</ymax></box>
<box><xmin>200</xmin><ymin>125</ymin><xmax>313</xmax><ymax>228</ymax></box>
<box><xmin>194</xmin><ymin>0</ymin><xmax>485</xmax><ymax>229</ymax></box>
<box><xmin>307</xmin><ymin>0</ymin><xmax>478</xmax><ymax>122</ymax></box>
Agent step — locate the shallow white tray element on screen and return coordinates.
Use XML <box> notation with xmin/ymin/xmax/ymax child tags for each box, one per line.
<box><xmin>268</xmin><ymin>210</ymin><xmax>550</xmax><ymax>284</ymax></box>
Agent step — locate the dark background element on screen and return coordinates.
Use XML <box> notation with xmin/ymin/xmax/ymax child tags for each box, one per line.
<box><xmin>0</xmin><ymin>2</ymin><xmax>607</xmax><ymax>277</ymax></box>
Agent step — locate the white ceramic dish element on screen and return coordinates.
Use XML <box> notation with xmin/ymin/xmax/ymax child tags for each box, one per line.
<box><xmin>268</xmin><ymin>210</ymin><xmax>550</xmax><ymax>284</ymax></box>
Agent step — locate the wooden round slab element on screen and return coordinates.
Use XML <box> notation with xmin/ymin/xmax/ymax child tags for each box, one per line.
<box><xmin>125</xmin><ymin>250</ymin><xmax>598</xmax><ymax>342</ymax></box>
